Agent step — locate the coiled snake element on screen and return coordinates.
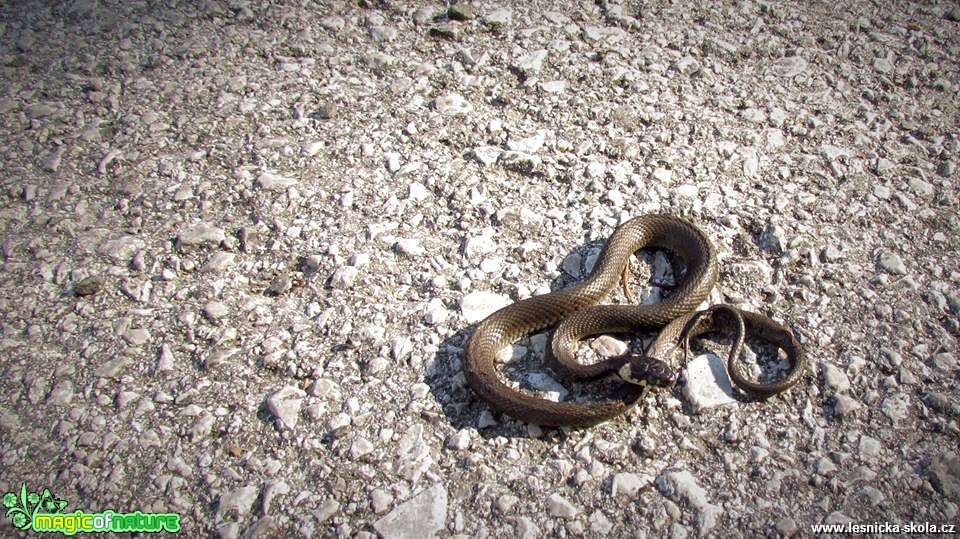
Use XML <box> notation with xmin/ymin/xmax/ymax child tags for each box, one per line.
<box><xmin>463</xmin><ymin>214</ymin><xmax>805</xmax><ymax>427</ymax></box>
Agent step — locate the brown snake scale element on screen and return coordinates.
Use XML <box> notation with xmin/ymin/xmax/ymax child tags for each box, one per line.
<box><xmin>463</xmin><ymin>214</ymin><xmax>806</xmax><ymax>427</ymax></box>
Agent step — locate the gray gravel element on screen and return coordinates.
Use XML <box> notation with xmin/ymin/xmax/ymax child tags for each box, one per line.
<box><xmin>1</xmin><ymin>0</ymin><xmax>959</xmax><ymax>537</ymax></box>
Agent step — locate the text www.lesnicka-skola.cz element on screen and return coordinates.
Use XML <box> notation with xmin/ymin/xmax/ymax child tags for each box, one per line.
<box><xmin>809</xmin><ymin>521</ymin><xmax>957</xmax><ymax>535</ymax></box>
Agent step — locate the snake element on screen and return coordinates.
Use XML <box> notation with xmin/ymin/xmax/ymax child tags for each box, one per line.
<box><xmin>463</xmin><ymin>214</ymin><xmax>805</xmax><ymax>427</ymax></box>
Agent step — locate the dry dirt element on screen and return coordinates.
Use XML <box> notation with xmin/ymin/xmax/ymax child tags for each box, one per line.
<box><xmin>0</xmin><ymin>1</ymin><xmax>958</xmax><ymax>537</ymax></box>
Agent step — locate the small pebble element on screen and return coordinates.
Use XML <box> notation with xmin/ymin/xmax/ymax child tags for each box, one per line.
<box><xmin>329</xmin><ymin>266</ymin><xmax>359</xmax><ymax>289</ymax></box>
<box><xmin>266</xmin><ymin>274</ymin><xmax>290</xmax><ymax>295</ymax></box>
<box><xmin>178</xmin><ymin>223</ymin><xmax>226</xmax><ymax>246</ymax></box>
<box><xmin>821</xmin><ymin>363</ymin><xmax>850</xmax><ymax>393</ymax></box>
<box><xmin>266</xmin><ymin>386</ymin><xmax>306</xmax><ymax>430</ymax></box>
<box><xmin>256</xmin><ymin>172</ymin><xmax>298</xmax><ymax>191</ymax></box>
<box><xmin>483</xmin><ymin>8</ymin><xmax>512</xmax><ymax>26</ymax></box>
<box><xmin>546</xmin><ymin>493</ymin><xmax>579</xmax><ymax>519</ymax></box>
<box><xmin>447</xmin><ymin>4</ymin><xmax>475</xmax><ymax>21</ymax></box>
<box><xmin>73</xmin><ymin>275</ymin><xmax>104</xmax><ymax>296</ymax></box>
<box><xmin>495</xmin><ymin>495</ymin><xmax>519</xmax><ymax>514</ymax></box>
<box><xmin>204</xmin><ymin>301</ymin><xmax>229</xmax><ymax>321</ymax></box>
<box><xmin>859</xmin><ymin>435</ymin><xmax>881</xmax><ymax>458</ymax></box>
<box><xmin>833</xmin><ymin>395</ymin><xmax>862</xmax><ymax>417</ymax></box>
<box><xmin>434</xmin><ymin>94</ymin><xmax>472</xmax><ymax>115</ymax></box>
<box><xmin>424</xmin><ymin>298</ymin><xmax>449</xmax><ymax>325</ymax></box>
<box><xmin>513</xmin><ymin>49</ymin><xmax>548</xmax><ymax>75</ymax></box>
<box><xmin>373</xmin><ymin>484</ymin><xmax>447</xmax><ymax>539</ymax></box>
<box><xmin>610</xmin><ymin>472</ymin><xmax>651</xmax><ymax>498</ymax></box>
<box><xmin>371</xmin><ymin>489</ymin><xmax>393</xmax><ymax>514</ymax></box>
<box><xmin>878</xmin><ymin>251</ymin><xmax>907</xmax><ymax>275</ymax></box>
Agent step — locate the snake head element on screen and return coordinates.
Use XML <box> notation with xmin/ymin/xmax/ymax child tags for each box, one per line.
<box><xmin>617</xmin><ymin>355</ymin><xmax>676</xmax><ymax>388</ymax></box>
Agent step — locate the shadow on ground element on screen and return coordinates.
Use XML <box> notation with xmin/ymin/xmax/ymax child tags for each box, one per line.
<box><xmin>422</xmin><ymin>240</ymin><xmax>696</xmax><ymax>439</ymax></box>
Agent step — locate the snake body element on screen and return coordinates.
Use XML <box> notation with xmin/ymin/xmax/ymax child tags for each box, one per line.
<box><xmin>464</xmin><ymin>214</ymin><xmax>807</xmax><ymax>427</ymax></box>
<box><xmin>464</xmin><ymin>214</ymin><xmax>718</xmax><ymax>426</ymax></box>
<box><xmin>618</xmin><ymin>304</ymin><xmax>803</xmax><ymax>393</ymax></box>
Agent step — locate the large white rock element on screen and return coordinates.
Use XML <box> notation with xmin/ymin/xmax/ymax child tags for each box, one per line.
<box><xmin>681</xmin><ymin>353</ymin><xmax>738</xmax><ymax>413</ymax></box>
<box><xmin>373</xmin><ymin>484</ymin><xmax>447</xmax><ymax>539</ymax></box>
<box><xmin>460</xmin><ymin>292</ymin><xmax>511</xmax><ymax>323</ymax></box>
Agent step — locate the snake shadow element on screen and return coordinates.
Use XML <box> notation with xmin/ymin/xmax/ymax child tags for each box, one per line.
<box><xmin>424</xmin><ymin>327</ymin><xmax>659</xmax><ymax>441</ymax></box>
<box><xmin>423</xmin><ymin>240</ymin><xmax>684</xmax><ymax>439</ymax></box>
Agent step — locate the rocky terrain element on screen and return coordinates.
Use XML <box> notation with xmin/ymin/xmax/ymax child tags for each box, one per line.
<box><xmin>0</xmin><ymin>0</ymin><xmax>958</xmax><ymax>537</ymax></box>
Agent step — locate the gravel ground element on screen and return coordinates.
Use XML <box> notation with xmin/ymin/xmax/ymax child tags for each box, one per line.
<box><xmin>1</xmin><ymin>1</ymin><xmax>959</xmax><ymax>537</ymax></box>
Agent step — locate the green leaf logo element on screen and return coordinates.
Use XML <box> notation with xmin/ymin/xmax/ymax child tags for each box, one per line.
<box><xmin>38</xmin><ymin>489</ymin><xmax>67</xmax><ymax>514</ymax></box>
<box><xmin>2</xmin><ymin>483</ymin><xmax>33</xmax><ymax>530</ymax></box>
<box><xmin>3</xmin><ymin>483</ymin><xmax>67</xmax><ymax>530</ymax></box>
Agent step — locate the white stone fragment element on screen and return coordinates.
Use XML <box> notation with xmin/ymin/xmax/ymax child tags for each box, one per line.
<box><xmin>681</xmin><ymin>353</ymin><xmax>738</xmax><ymax>413</ymax></box>
<box><xmin>742</xmin><ymin>151</ymin><xmax>759</xmax><ymax>176</ymax></box>
<box><xmin>655</xmin><ymin>470</ymin><xmax>722</xmax><ymax>535</ymax></box>
<box><xmin>514</xmin><ymin>49</ymin><xmax>548</xmax><ymax>74</ymax></box>
<box><xmin>652</xmin><ymin>168</ymin><xmax>673</xmax><ymax>182</ymax></box>
<box><xmin>157</xmin><ymin>344</ymin><xmax>175</xmax><ymax>371</ymax></box>
<box><xmin>540</xmin><ymin>80</ymin><xmax>566</xmax><ymax>93</ymax></box>
<box><xmin>589</xmin><ymin>511</ymin><xmax>614</xmax><ymax>535</ymax></box>
<box><xmin>256</xmin><ymin>171</ymin><xmax>298</xmax><ymax>190</ymax></box>
<box><xmin>585</xmin><ymin>161</ymin><xmax>606</xmax><ymax>178</ymax></box>
<box><xmin>591</xmin><ymin>336</ymin><xmax>627</xmax><ymax>357</ymax></box>
<box><xmin>385</xmin><ymin>153</ymin><xmax>402</xmax><ymax>172</ymax></box>
<box><xmin>434</xmin><ymin>94</ymin><xmax>472</xmax><ymax>115</ymax></box>
<box><xmin>217</xmin><ymin>485</ymin><xmax>260</xmax><ymax>520</ymax></box>
<box><xmin>460</xmin><ymin>292</ymin><xmax>511</xmax><ymax>323</ymax></box>
<box><xmin>675</xmin><ymin>184</ymin><xmax>699</xmax><ymax>198</ymax></box>
<box><xmin>371</xmin><ymin>489</ymin><xmax>393</xmax><ymax>514</ymax></box>
<box><xmin>469</xmin><ymin>146</ymin><xmax>502</xmax><ymax>166</ymax></box>
<box><xmin>483</xmin><ymin>8</ymin><xmax>512</xmax><ymax>26</ymax></box>
<box><xmin>303</xmin><ymin>141</ymin><xmax>324</xmax><ymax>156</ymax></box>
<box><xmin>821</xmin><ymin>362</ymin><xmax>851</xmax><ymax>393</ymax></box>
<box><xmin>266</xmin><ymin>386</ymin><xmax>306</xmax><ymax>429</ymax></box>
<box><xmin>463</xmin><ymin>230</ymin><xmax>497</xmax><ymax>260</ymax></box>
<box><xmin>394</xmin><ymin>238</ymin><xmax>425</xmax><ymax>257</ymax></box>
<box><xmin>513</xmin><ymin>517</ymin><xmax>539</xmax><ymax>539</ymax></box>
<box><xmin>773</xmin><ymin>56</ymin><xmax>808</xmax><ymax>77</ymax></box>
<box><xmin>407</xmin><ymin>181</ymin><xmax>430</xmax><ymax>201</ymax></box>
<box><xmin>391</xmin><ymin>337</ymin><xmax>413</xmax><ymax>361</ymax></box>
<box><xmin>611</xmin><ymin>472</ymin><xmax>652</xmax><ymax>498</ymax></box>
<box><xmin>507</xmin><ymin>131</ymin><xmax>546</xmax><ymax>153</ymax></box>
<box><xmin>424</xmin><ymin>298</ymin><xmax>449</xmax><ymax>325</ymax></box>
<box><xmin>97</xmin><ymin>236</ymin><xmax>145</xmax><ymax>263</ymax></box>
<box><xmin>350</xmin><ymin>437</ymin><xmax>375</xmax><ymax>460</ymax></box>
<box><xmin>202</xmin><ymin>252</ymin><xmax>235</xmax><ymax>272</ymax></box>
<box><xmin>373</xmin><ymin>484</ymin><xmax>447</xmax><ymax>539</ymax></box>
<box><xmin>178</xmin><ymin>223</ymin><xmax>226</xmax><ymax>246</ymax></box>
<box><xmin>526</xmin><ymin>373</ymin><xmax>567</xmax><ymax>401</ymax></box>
<box><xmin>546</xmin><ymin>493</ymin><xmax>579</xmax><ymax>519</ymax></box>
<box><xmin>329</xmin><ymin>266</ymin><xmax>359</xmax><ymax>288</ymax></box>
<box><xmin>203</xmin><ymin>301</ymin><xmax>229</xmax><ymax>320</ymax></box>
<box><xmin>878</xmin><ymin>251</ymin><xmax>907</xmax><ymax>275</ymax></box>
